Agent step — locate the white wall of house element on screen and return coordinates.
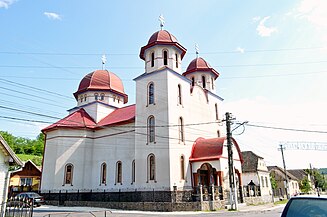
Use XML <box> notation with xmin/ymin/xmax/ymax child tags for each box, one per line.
<box><xmin>0</xmin><ymin>152</ymin><xmax>9</xmax><ymax>204</ymax></box>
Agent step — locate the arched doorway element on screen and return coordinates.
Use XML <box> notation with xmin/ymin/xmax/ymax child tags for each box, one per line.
<box><xmin>194</xmin><ymin>163</ymin><xmax>217</xmax><ymax>187</ymax></box>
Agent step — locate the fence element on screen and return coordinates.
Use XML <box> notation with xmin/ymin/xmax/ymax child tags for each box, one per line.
<box><xmin>0</xmin><ymin>196</ymin><xmax>34</xmax><ymax>217</ymax></box>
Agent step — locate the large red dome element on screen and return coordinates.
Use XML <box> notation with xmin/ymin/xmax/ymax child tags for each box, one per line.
<box><xmin>183</xmin><ymin>57</ymin><xmax>219</xmax><ymax>79</ymax></box>
<box><xmin>73</xmin><ymin>70</ymin><xmax>128</xmax><ymax>103</ymax></box>
<box><xmin>139</xmin><ymin>30</ymin><xmax>187</xmax><ymax>60</ymax></box>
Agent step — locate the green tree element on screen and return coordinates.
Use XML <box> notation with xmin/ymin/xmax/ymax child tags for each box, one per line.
<box><xmin>300</xmin><ymin>176</ymin><xmax>311</xmax><ymax>193</ymax></box>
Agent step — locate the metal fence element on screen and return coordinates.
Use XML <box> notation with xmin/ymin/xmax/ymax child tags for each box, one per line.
<box><xmin>1</xmin><ymin>196</ymin><xmax>34</xmax><ymax>217</ymax></box>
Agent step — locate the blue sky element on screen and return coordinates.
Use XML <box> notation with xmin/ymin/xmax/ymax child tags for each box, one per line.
<box><xmin>1</xmin><ymin>0</ymin><xmax>327</xmax><ymax>169</ymax></box>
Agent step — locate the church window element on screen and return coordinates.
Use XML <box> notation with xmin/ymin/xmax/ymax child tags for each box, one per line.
<box><xmin>180</xmin><ymin>155</ymin><xmax>185</xmax><ymax>180</ymax></box>
<box><xmin>217</xmin><ymin>130</ymin><xmax>221</xmax><ymax>137</ymax></box>
<box><xmin>100</xmin><ymin>93</ymin><xmax>105</xmax><ymax>101</ymax></box>
<box><xmin>64</xmin><ymin>164</ymin><xmax>73</xmax><ymax>185</ymax></box>
<box><xmin>202</xmin><ymin>76</ymin><xmax>206</xmax><ymax>88</ymax></box>
<box><xmin>94</xmin><ymin>93</ymin><xmax>99</xmax><ymax>100</ymax></box>
<box><xmin>100</xmin><ymin>163</ymin><xmax>107</xmax><ymax>185</ymax></box>
<box><xmin>151</xmin><ymin>52</ymin><xmax>155</xmax><ymax>67</ymax></box>
<box><xmin>163</xmin><ymin>50</ymin><xmax>168</xmax><ymax>65</ymax></box>
<box><xmin>147</xmin><ymin>154</ymin><xmax>156</xmax><ymax>181</ymax></box>
<box><xmin>116</xmin><ymin>161</ymin><xmax>122</xmax><ymax>184</ymax></box>
<box><xmin>177</xmin><ymin>84</ymin><xmax>182</xmax><ymax>105</ymax></box>
<box><xmin>191</xmin><ymin>77</ymin><xmax>195</xmax><ymax>86</ymax></box>
<box><xmin>215</xmin><ymin>103</ymin><xmax>219</xmax><ymax>120</ymax></box>
<box><xmin>148</xmin><ymin>83</ymin><xmax>154</xmax><ymax>105</ymax></box>
<box><xmin>211</xmin><ymin>77</ymin><xmax>214</xmax><ymax>89</ymax></box>
<box><xmin>84</xmin><ymin>94</ymin><xmax>87</xmax><ymax>101</ymax></box>
<box><xmin>179</xmin><ymin>117</ymin><xmax>184</xmax><ymax>142</ymax></box>
<box><xmin>175</xmin><ymin>53</ymin><xmax>178</xmax><ymax>68</ymax></box>
<box><xmin>132</xmin><ymin>160</ymin><xmax>135</xmax><ymax>183</ymax></box>
<box><xmin>147</xmin><ymin>116</ymin><xmax>155</xmax><ymax>143</ymax></box>
<box><xmin>113</xmin><ymin>95</ymin><xmax>116</xmax><ymax>102</ymax></box>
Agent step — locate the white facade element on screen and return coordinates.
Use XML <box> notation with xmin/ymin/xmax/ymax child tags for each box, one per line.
<box><xmin>41</xmin><ymin>29</ymin><xmax>243</xmax><ymax>195</ymax></box>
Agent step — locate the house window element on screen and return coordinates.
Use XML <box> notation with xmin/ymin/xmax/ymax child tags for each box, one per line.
<box><xmin>177</xmin><ymin>84</ymin><xmax>182</xmax><ymax>105</ymax></box>
<box><xmin>94</xmin><ymin>93</ymin><xmax>99</xmax><ymax>100</ymax></box>
<box><xmin>116</xmin><ymin>161</ymin><xmax>122</xmax><ymax>184</ymax></box>
<box><xmin>20</xmin><ymin>177</ymin><xmax>32</xmax><ymax>186</ymax></box>
<box><xmin>261</xmin><ymin>176</ymin><xmax>264</xmax><ymax>187</ymax></box>
<box><xmin>151</xmin><ymin>52</ymin><xmax>155</xmax><ymax>67</ymax></box>
<box><xmin>132</xmin><ymin>160</ymin><xmax>135</xmax><ymax>183</ymax></box>
<box><xmin>215</xmin><ymin>103</ymin><xmax>219</xmax><ymax>120</ymax></box>
<box><xmin>265</xmin><ymin>176</ymin><xmax>268</xmax><ymax>187</ymax></box>
<box><xmin>202</xmin><ymin>76</ymin><xmax>206</xmax><ymax>88</ymax></box>
<box><xmin>147</xmin><ymin>116</ymin><xmax>155</xmax><ymax>143</ymax></box>
<box><xmin>64</xmin><ymin>164</ymin><xmax>73</xmax><ymax>185</ymax></box>
<box><xmin>175</xmin><ymin>53</ymin><xmax>178</xmax><ymax>68</ymax></box>
<box><xmin>100</xmin><ymin>163</ymin><xmax>107</xmax><ymax>185</ymax></box>
<box><xmin>180</xmin><ymin>155</ymin><xmax>185</xmax><ymax>180</ymax></box>
<box><xmin>148</xmin><ymin>83</ymin><xmax>154</xmax><ymax>105</ymax></box>
<box><xmin>163</xmin><ymin>50</ymin><xmax>168</xmax><ymax>65</ymax></box>
<box><xmin>191</xmin><ymin>77</ymin><xmax>195</xmax><ymax>86</ymax></box>
<box><xmin>100</xmin><ymin>93</ymin><xmax>105</xmax><ymax>101</ymax></box>
<box><xmin>147</xmin><ymin>154</ymin><xmax>156</xmax><ymax>181</ymax></box>
<box><xmin>179</xmin><ymin>117</ymin><xmax>184</xmax><ymax>142</ymax></box>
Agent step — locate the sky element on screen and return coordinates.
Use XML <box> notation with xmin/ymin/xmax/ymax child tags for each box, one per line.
<box><xmin>1</xmin><ymin>0</ymin><xmax>327</xmax><ymax>170</ymax></box>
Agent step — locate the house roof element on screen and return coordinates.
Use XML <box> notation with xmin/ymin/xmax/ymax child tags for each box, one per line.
<box><xmin>43</xmin><ymin>104</ymin><xmax>136</xmax><ymax>132</ymax></box>
<box><xmin>11</xmin><ymin>160</ymin><xmax>41</xmax><ymax>176</ymax></box>
<box><xmin>287</xmin><ymin>169</ymin><xmax>308</xmax><ymax>181</ymax></box>
<box><xmin>189</xmin><ymin>137</ymin><xmax>243</xmax><ymax>163</ymax></box>
<box><xmin>241</xmin><ymin>151</ymin><xmax>264</xmax><ymax>173</ymax></box>
<box><xmin>0</xmin><ymin>135</ymin><xmax>23</xmax><ymax>166</ymax></box>
<box><xmin>268</xmin><ymin>166</ymin><xmax>299</xmax><ymax>181</ymax></box>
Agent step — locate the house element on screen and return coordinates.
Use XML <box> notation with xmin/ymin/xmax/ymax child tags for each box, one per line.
<box><xmin>0</xmin><ymin>135</ymin><xmax>23</xmax><ymax>204</ymax></box>
<box><xmin>268</xmin><ymin>166</ymin><xmax>300</xmax><ymax>198</ymax></box>
<box><xmin>241</xmin><ymin>151</ymin><xmax>272</xmax><ymax>204</ymax></box>
<box><xmin>9</xmin><ymin>160</ymin><xmax>42</xmax><ymax>196</ymax></box>
<box><xmin>40</xmin><ymin>27</ymin><xmax>244</xmax><ymax>211</ymax></box>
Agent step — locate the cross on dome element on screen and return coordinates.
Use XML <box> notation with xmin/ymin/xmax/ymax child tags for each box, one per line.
<box><xmin>195</xmin><ymin>43</ymin><xmax>200</xmax><ymax>57</ymax></box>
<box><xmin>101</xmin><ymin>54</ymin><xmax>107</xmax><ymax>70</ymax></box>
<box><xmin>159</xmin><ymin>15</ymin><xmax>165</xmax><ymax>30</ymax></box>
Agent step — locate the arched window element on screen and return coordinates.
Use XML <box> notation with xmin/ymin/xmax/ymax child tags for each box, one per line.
<box><xmin>163</xmin><ymin>50</ymin><xmax>168</xmax><ymax>65</ymax></box>
<box><xmin>191</xmin><ymin>77</ymin><xmax>195</xmax><ymax>86</ymax></box>
<box><xmin>100</xmin><ymin>93</ymin><xmax>105</xmax><ymax>101</ymax></box>
<box><xmin>116</xmin><ymin>161</ymin><xmax>122</xmax><ymax>184</ymax></box>
<box><xmin>215</xmin><ymin>103</ymin><xmax>219</xmax><ymax>120</ymax></box>
<box><xmin>84</xmin><ymin>94</ymin><xmax>87</xmax><ymax>101</ymax></box>
<box><xmin>80</xmin><ymin>96</ymin><xmax>83</xmax><ymax>103</ymax></box>
<box><xmin>217</xmin><ymin>130</ymin><xmax>221</xmax><ymax>137</ymax></box>
<box><xmin>132</xmin><ymin>160</ymin><xmax>135</xmax><ymax>183</ymax></box>
<box><xmin>64</xmin><ymin>164</ymin><xmax>73</xmax><ymax>185</ymax></box>
<box><xmin>100</xmin><ymin>163</ymin><xmax>107</xmax><ymax>185</ymax></box>
<box><xmin>180</xmin><ymin>155</ymin><xmax>185</xmax><ymax>180</ymax></box>
<box><xmin>175</xmin><ymin>53</ymin><xmax>178</xmax><ymax>68</ymax></box>
<box><xmin>202</xmin><ymin>76</ymin><xmax>206</xmax><ymax>88</ymax></box>
<box><xmin>148</xmin><ymin>83</ymin><xmax>154</xmax><ymax>105</ymax></box>
<box><xmin>113</xmin><ymin>95</ymin><xmax>116</xmax><ymax>102</ymax></box>
<box><xmin>147</xmin><ymin>154</ymin><xmax>156</xmax><ymax>181</ymax></box>
<box><xmin>151</xmin><ymin>52</ymin><xmax>155</xmax><ymax>67</ymax></box>
<box><xmin>94</xmin><ymin>93</ymin><xmax>99</xmax><ymax>100</ymax></box>
<box><xmin>147</xmin><ymin>116</ymin><xmax>155</xmax><ymax>143</ymax></box>
<box><xmin>177</xmin><ymin>84</ymin><xmax>182</xmax><ymax>105</ymax></box>
<box><xmin>179</xmin><ymin>117</ymin><xmax>184</xmax><ymax>142</ymax></box>
<box><xmin>211</xmin><ymin>77</ymin><xmax>214</xmax><ymax>89</ymax></box>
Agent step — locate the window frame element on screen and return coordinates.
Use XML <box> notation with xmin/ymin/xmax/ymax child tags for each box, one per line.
<box><xmin>151</xmin><ymin>52</ymin><xmax>155</xmax><ymax>67</ymax></box>
<box><xmin>100</xmin><ymin>162</ymin><xmax>107</xmax><ymax>185</ymax></box>
<box><xmin>116</xmin><ymin>161</ymin><xmax>122</xmax><ymax>184</ymax></box>
<box><xmin>147</xmin><ymin>116</ymin><xmax>155</xmax><ymax>143</ymax></box>
<box><xmin>179</xmin><ymin>117</ymin><xmax>184</xmax><ymax>143</ymax></box>
<box><xmin>147</xmin><ymin>154</ymin><xmax>156</xmax><ymax>182</ymax></box>
<box><xmin>177</xmin><ymin>84</ymin><xmax>182</xmax><ymax>105</ymax></box>
<box><xmin>148</xmin><ymin>82</ymin><xmax>155</xmax><ymax>105</ymax></box>
<box><xmin>64</xmin><ymin>164</ymin><xmax>73</xmax><ymax>185</ymax></box>
<box><xmin>163</xmin><ymin>50</ymin><xmax>168</xmax><ymax>65</ymax></box>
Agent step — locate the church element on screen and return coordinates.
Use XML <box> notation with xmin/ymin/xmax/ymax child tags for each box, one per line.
<box><xmin>40</xmin><ymin>25</ymin><xmax>244</xmax><ymax>211</ymax></box>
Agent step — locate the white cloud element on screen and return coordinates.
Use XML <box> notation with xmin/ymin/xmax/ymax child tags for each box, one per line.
<box><xmin>0</xmin><ymin>0</ymin><xmax>15</xmax><ymax>9</ymax></box>
<box><xmin>296</xmin><ymin>0</ymin><xmax>327</xmax><ymax>28</ymax></box>
<box><xmin>236</xmin><ymin>47</ymin><xmax>245</xmax><ymax>53</ymax></box>
<box><xmin>44</xmin><ymin>12</ymin><xmax>62</xmax><ymax>20</ymax></box>
<box><xmin>252</xmin><ymin>16</ymin><xmax>261</xmax><ymax>23</ymax></box>
<box><xmin>256</xmin><ymin>16</ymin><xmax>278</xmax><ymax>37</ymax></box>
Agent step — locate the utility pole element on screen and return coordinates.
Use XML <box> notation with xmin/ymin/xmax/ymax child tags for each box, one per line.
<box><xmin>279</xmin><ymin>144</ymin><xmax>290</xmax><ymax>199</ymax></box>
<box><xmin>226</xmin><ymin>112</ymin><xmax>238</xmax><ymax>210</ymax></box>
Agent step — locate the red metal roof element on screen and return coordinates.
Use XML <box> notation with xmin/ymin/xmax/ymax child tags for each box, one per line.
<box><xmin>43</xmin><ymin>105</ymin><xmax>135</xmax><ymax>132</ymax></box>
<box><xmin>73</xmin><ymin>70</ymin><xmax>128</xmax><ymax>103</ymax></box>
<box><xmin>189</xmin><ymin>137</ymin><xmax>243</xmax><ymax>163</ymax></box>
<box><xmin>139</xmin><ymin>30</ymin><xmax>187</xmax><ymax>60</ymax></box>
<box><xmin>183</xmin><ymin>57</ymin><xmax>219</xmax><ymax>79</ymax></box>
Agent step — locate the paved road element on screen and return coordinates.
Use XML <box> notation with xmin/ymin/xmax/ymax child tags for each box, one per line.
<box><xmin>33</xmin><ymin>205</ymin><xmax>284</xmax><ymax>217</ymax></box>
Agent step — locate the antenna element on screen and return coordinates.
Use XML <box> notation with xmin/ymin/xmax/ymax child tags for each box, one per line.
<box><xmin>195</xmin><ymin>43</ymin><xmax>200</xmax><ymax>58</ymax></box>
<box><xmin>159</xmin><ymin>15</ymin><xmax>165</xmax><ymax>30</ymax></box>
<box><xmin>101</xmin><ymin>54</ymin><xmax>107</xmax><ymax>70</ymax></box>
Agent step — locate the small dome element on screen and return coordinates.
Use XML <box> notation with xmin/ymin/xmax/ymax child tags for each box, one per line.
<box><xmin>73</xmin><ymin>70</ymin><xmax>128</xmax><ymax>103</ymax></box>
<box><xmin>183</xmin><ymin>57</ymin><xmax>219</xmax><ymax>79</ymax></box>
<box><xmin>139</xmin><ymin>30</ymin><xmax>187</xmax><ymax>60</ymax></box>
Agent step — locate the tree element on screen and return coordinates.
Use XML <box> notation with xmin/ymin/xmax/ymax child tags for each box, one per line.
<box><xmin>300</xmin><ymin>176</ymin><xmax>311</xmax><ymax>193</ymax></box>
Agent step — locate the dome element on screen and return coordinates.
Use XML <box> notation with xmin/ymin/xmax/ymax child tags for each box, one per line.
<box><xmin>183</xmin><ymin>57</ymin><xmax>219</xmax><ymax>79</ymax></box>
<box><xmin>139</xmin><ymin>30</ymin><xmax>187</xmax><ymax>60</ymax></box>
<box><xmin>73</xmin><ymin>70</ymin><xmax>128</xmax><ymax>103</ymax></box>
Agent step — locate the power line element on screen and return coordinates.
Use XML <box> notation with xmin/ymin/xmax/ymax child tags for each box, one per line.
<box><xmin>245</xmin><ymin>123</ymin><xmax>327</xmax><ymax>134</ymax></box>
